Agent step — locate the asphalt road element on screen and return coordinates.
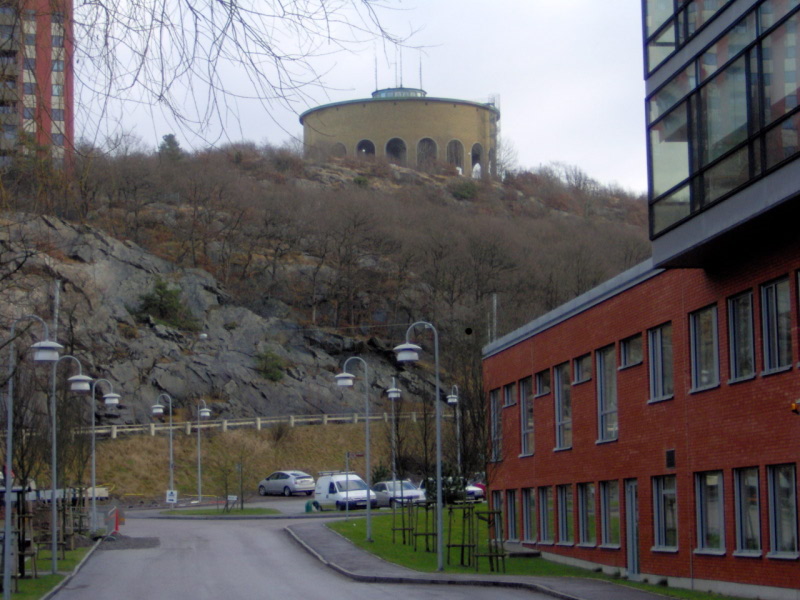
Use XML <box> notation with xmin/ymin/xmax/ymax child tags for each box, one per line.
<box><xmin>52</xmin><ymin>509</ymin><xmax>551</xmax><ymax>600</ymax></box>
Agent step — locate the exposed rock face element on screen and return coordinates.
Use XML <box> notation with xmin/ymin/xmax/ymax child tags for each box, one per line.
<box><xmin>4</xmin><ymin>215</ymin><xmax>426</xmax><ymax>425</ymax></box>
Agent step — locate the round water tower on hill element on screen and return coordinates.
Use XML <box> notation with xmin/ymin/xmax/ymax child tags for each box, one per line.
<box><xmin>299</xmin><ymin>87</ymin><xmax>500</xmax><ymax>178</ymax></box>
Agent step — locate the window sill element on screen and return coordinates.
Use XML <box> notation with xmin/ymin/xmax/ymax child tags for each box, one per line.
<box><xmin>533</xmin><ymin>392</ymin><xmax>550</xmax><ymax>398</ymax></box>
<box><xmin>618</xmin><ymin>360</ymin><xmax>643</xmax><ymax>371</ymax></box>
<box><xmin>503</xmin><ymin>403</ymin><xmax>517</xmax><ymax>408</ymax></box>
<box><xmin>577</xmin><ymin>542</ymin><xmax>597</xmax><ymax>549</ymax></box>
<box><xmin>596</xmin><ymin>437</ymin><xmax>618</xmax><ymax>446</ymax></box>
<box><xmin>556</xmin><ymin>542</ymin><xmax>574</xmax><ymax>547</ymax></box>
<box><xmin>518</xmin><ymin>452</ymin><xmax>534</xmax><ymax>459</ymax></box>
<box><xmin>648</xmin><ymin>395</ymin><xmax>674</xmax><ymax>405</ymax></box>
<box><xmin>693</xmin><ymin>548</ymin><xmax>725</xmax><ymax>556</ymax></box>
<box><xmin>598</xmin><ymin>543</ymin><xmax>620</xmax><ymax>550</ymax></box>
<box><xmin>727</xmin><ymin>373</ymin><xmax>756</xmax><ymax>385</ymax></box>
<box><xmin>538</xmin><ymin>540</ymin><xmax>554</xmax><ymax>546</ymax></box>
<box><xmin>732</xmin><ymin>550</ymin><xmax>762</xmax><ymax>558</ymax></box>
<box><xmin>572</xmin><ymin>378</ymin><xmax>591</xmax><ymax>386</ymax></box>
<box><xmin>553</xmin><ymin>446</ymin><xmax>572</xmax><ymax>453</ymax></box>
<box><xmin>761</xmin><ymin>365</ymin><xmax>792</xmax><ymax>377</ymax></box>
<box><xmin>651</xmin><ymin>546</ymin><xmax>678</xmax><ymax>553</ymax></box>
<box><xmin>689</xmin><ymin>382</ymin><xmax>720</xmax><ymax>394</ymax></box>
<box><xmin>766</xmin><ymin>551</ymin><xmax>800</xmax><ymax>561</ymax></box>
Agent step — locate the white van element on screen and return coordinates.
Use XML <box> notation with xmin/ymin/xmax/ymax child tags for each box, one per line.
<box><xmin>314</xmin><ymin>471</ymin><xmax>377</xmax><ymax>510</ymax></box>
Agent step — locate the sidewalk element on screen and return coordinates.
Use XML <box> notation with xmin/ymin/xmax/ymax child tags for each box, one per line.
<box><xmin>286</xmin><ymin>521</ymin><xmax>670</xmax><ymax>600</ymax></box>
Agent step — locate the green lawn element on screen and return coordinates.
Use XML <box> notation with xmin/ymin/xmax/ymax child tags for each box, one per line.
<box><xmin>15</xmin><ymin>546</ymin><xmax>91</xmax><ymax>600</ymax></box>
<box><xmin>329</xmin><ymin>513</ymin><xmax>748</xmax><ymax>600</ymax></box>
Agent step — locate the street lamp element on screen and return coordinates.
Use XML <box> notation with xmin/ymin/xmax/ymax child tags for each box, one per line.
<box><xmin>151</xmin><ymin>394</ymin><xmax>175</xmax><ymax>501</ymax></box>
<box><xmin>49</xmin><ymin>355</ymin><xmax>92</xmax><ymax>575</ymax></box>
<box><xmin>4</xmin><ymin>316</ymin><xmax>62</xmax><ymax>600</ymax></box>
<box><xmin>196</xmin><ymin>399</ymin><xmax>211</xmax><ymax>503</ymax></box>
<box><xmin>446</xmin><ymin>385</ymin><xmax>461</xmax><ymax>478</ymax></box>
<box><xmin>393</xmin><ymin>321</ymin><xmax>444</xmax><ymax>571</ymax></box>
<box><xmin>386</xmin><ymin>378</ymin><xmax>401</xmax><ymax>483</ymax></box>
<box><xmin>335</xmin><ymin>356</ymin><xmax>373</xmax><ymax>542</ymax></box>
<box><xmin>89</xmin><ymin>379</ymin><xmax>120</xmax><ymax>534</ymax></box>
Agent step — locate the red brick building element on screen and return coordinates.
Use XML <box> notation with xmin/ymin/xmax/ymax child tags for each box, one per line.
<box><xmin>483</xmin><ymin>2</ymin><xmax>800</xmax><ymax>598</ymax></box>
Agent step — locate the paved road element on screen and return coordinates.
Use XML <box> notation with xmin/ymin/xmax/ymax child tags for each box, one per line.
<box><xmin>53</xmin><ymin>516</ymin><xmax>552</xmax><ymax>600</ymax></box>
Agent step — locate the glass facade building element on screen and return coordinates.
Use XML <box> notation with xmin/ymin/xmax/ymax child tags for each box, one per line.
<box><xmin>645</xmin><ymin>0</ymin><xmax>800</xmax><ymax>266</ymax></box>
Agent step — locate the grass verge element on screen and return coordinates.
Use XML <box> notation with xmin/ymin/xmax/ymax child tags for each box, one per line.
<box><xmin>329</xmin><ymin>514</ymin><xmax>747</xmax><ymax>600</ymax></box>
<box><xmin>15</xmin><ymin>546</ymin><xmax>91</xmax><ymax>600</ymax></box>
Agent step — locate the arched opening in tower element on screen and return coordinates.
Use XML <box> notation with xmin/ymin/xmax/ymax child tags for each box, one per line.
<box><xmin>357</xmin><ymin>140</ymin><xmax>376</xmax><ymax>156</ymax></box>
<box><xmin>471</xmin><ymin>143</ymin><xmax>484</xmax><ymax>178</ymax></box>
<box><xmin>417</xmin><ymin>138</ymin><xmax>437</xmax><ymax>169</ymax></box>
<box><xmin>386</xmin><ymin>138</ymin><xmax>407</xmax><ymax>165</ymax></box>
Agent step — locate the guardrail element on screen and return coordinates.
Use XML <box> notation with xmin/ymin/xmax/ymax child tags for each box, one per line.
<box><xmin>85</xmin><ymin>411</ymin><xmax>441</xmax><ymax>439</ymax></box>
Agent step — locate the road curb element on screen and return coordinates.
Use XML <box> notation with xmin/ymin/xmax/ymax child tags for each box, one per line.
<box><xmin>40</xmin><ymin>537</ymin><xmax>104</xmax><ymax>600</ymax></box>
<box><xmin>284</xmin><ymin>524</ymin><xmax>584</xmax><ymax>600</ymax></box>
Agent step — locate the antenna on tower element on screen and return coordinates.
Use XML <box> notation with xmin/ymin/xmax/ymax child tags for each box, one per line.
<box><xmin>399</xmin><ymin>46</ymin><xmax>404</xmax><ymax>87</ymax></box>
<box><xmin>374</xmin><ymin>44</ymin><xmax>378</xmax><ymax>91</ymax></box>
<box><xmin>419</xmin><ymin>50</ymin><xmax>423</xmax><ymax>90</ymax></box>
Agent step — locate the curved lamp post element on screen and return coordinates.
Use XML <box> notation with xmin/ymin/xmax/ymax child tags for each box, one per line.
<box><xmin>335</xmin><ymin>356</ymin><xmax>373</xmax><ymax>542</ymax></box>
<box><xmin>446</xmin><ymin>385</ymin><xmax>461</xmax><ymax>478</ymax></box>
<box><xmin>196</xmin><ymin>399</ymin><xmax>211</xmax><ymax>502</ymax></box>
<box><xmin>4</xmin><ymin>316</ymin><xmax>62</xmax><ymax>600</ymax></box>
<box><xmin>49</xmin><ymin>355</ymin><xmax>92</xmax><ymax>575</ymax></box>
<box><xmin>393</xmin><ymin>321</ymin><xmax>444</xmax><ymax>571</ymax></box>
<box><xmin>151</xmin><ymin>394</ymin><xmax>175</xmax><ymax>501</ymax></box>
<box><xmin>89</xmin><ymin>379</ymin><xmax>120</xmax><ymax>533</ymax></box>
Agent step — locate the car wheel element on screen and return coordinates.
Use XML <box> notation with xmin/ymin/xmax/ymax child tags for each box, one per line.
<box><xmin>389</xmin><ymin>499</ymin><xmax>396</xmax><ymax>509</ymax></box>
<box><xmin>258</xmin><ymin>485</ymin><xmax>267</xmax><ymax>496</ymax></box>
<box><xmin>283</xmin><ymin>486</ymin><xmax>292</xmax><ymax>497</ymax></box>
<box><xmin>305</xmin><ymin>491</ymin><xmax>313</xmax><ymax>496</ymax></box>
<box><xmin>336</xmin><ymin>502</ymin><xmax>344</xmax><ymax>511</ymax></box>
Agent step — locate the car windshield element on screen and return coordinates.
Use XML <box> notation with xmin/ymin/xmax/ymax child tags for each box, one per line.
<box><xmin>289</xmin><ymin>472</ymin><xmax>309</xmax><ymax>478</ymax></box>
<box><xmin>336</xmin><ymin>479</ymin><xmax>367</xmax><ymax>492</ymax></box>
<box><xmin>387</xmin><ymin>481</ymin><xmax>416</xmax><ymax>491</ymax></box>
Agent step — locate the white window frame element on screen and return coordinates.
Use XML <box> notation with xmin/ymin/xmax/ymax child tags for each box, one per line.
<box><xmin>503</xmin><ymin>381</ymin><xmax>517</xmax><ymax>407</ymax></box>
<box><xmin>600</xmin><ymin>480</ymin><xmax>620</xmax><ymax>547</ymax></box>
<box><xmin>490</xmin><ymin>388</ymin><xmax>502</xmax><ymax>462</ymax></box>
<box><xmin>506</xmin><ymin>489</ymin><xmax>518</xmax><ymax>541</ymax></box>
<box><xmin>728</xmin><ymin>291</ymin><xmax>755</xmax><ymax>382</ymax></box>
<box><xmin>596</xmin><ymin>345</ymin><xmax>618</xmax><ymax>442</ymax></box>
<box><xmin>689</xmin><ymin>305</ymin><xmax>719</xmax><ymax>391</ymax></box>
<box><xmin>648</xmin><ymin>322</ymin><xmax>674</xmax><ymax>402</ymax></box>
<box><xmin>522</xmin><ymin>487</ymin><xmax>537</xmax><ymax>542</ymax></box>
<box><xmin>573</xmin><ymin>354</ymin><xmax>591</xmax><ymax>383</ymax></box>
<box><xmin>554</xmin><ymin>362</ymin><xmax>572</xmax><ymax>450</ymax></box>
<box><xmin>557</xmin><ymin>484</ymin><xmax>574</xmax><ymax>545</ymax></box>
<box><xmin>578</xmin><ymin>482</ymin><xmax>596</xmax><ymax>546</ymax></box>
<box><xmin>539</xmin><ymin>487</ymin><xmax>554</xmax><ymax>543</ymax></box>
<box><xmin>519</xmin><ymin>376</ymin><xmax>534</xmax><ymax>456</ymax></box>
<box><xmin>767</xmin><ymin>464</ymin><xmax>798</xmax><ymax>557</ymax></box>
<box><xmin>695</xmin><ymin>471</ymin><xmax>724</xmax><ymax>553</ymax></box>
<box><xmin>620</xmin><ymin>333</ymin><xmax>643</xmax><ymax>368</ymax></box>
<box><xmin>761</xmin><ymin>277</ymin><xmax>791</xmax><ymax>373</ymax></box>
<box><xmin>734</xmin><ymin>466</ymin><xmax>761</xmax><ymax>555</ymax></box>
<box><xmin>653</xmin><ymin>475</ymin><xmax>678</xmax><ymax>550</ymax></box>
<box><xmin>535</xmin><ymin>369</ymin><xmax>550</xmax><ymax>396</ymax></box>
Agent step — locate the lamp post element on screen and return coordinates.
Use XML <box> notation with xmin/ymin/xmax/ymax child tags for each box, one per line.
<box><xmin>151</xmin><ymin>394</ymin><xmax>175</xmax><ymax>500</ymax></box>
<box><xmin>393</xmin><ymin>321</ymin><xmax>444</xmax><ymax>571</ymax></box>
<box><xmin>446</xmin><ymin>385</ymin><xmax>461</xmax><ymax>478</ymax></box>
<box><xmin>335</xmin><ymin>356</ymin><xmax>373</xmax><ymax>542</ymax></box>
<box><xmin>88</xmin><ymin>379</ymin><xmax>120</xmax><ymax>534</ymax></box>
<box><xmin>196</xmin><ymin>399</ymin><xmax>211</xmax><ymax>503</ymax></box>
<box><xmin>4</xmin><ymin>316</ymin><xmax>62</xmax><ymax>600</ymax></box>
<box><xmin>386</xmin><ymin>378</ymin><xmax>401</xmax><ymax>483</ymax></box>
<box><xmin>49</xmin><ymin>355</ymin><xmax>91</xmax><ymax>575</ymax></box>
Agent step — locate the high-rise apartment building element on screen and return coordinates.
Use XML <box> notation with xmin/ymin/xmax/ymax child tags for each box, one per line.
<box><xmin>481</xmin><ymin>2</ymin><xmax>800</xmax><ymax>598</ymax></box>
<box><xmin>0</xmin><ymin>0</ymin><xmax>72</xmax><ymax>167</ymax></box>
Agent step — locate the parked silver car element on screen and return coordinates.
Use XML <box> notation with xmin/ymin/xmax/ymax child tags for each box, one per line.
<box><xmin>258</xmin><ymin>470</ymin><xmax>315</xmax><ymax>496</ymax></box>
<box><xmin>372</xmin><ymin>480</ymin><xmax>426</xmax><ymax>507</ymax></box>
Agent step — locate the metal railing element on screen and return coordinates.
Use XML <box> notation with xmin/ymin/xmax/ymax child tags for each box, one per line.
<box><xmin>82</xmin><ymin>411</ymin><xmax>439</xmax><ymax>439</ymax></box>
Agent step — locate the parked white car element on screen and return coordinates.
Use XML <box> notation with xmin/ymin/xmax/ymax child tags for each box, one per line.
<box><xmin>372</xmin><ymin>480</ymin><xmax>426</xmax><ymax>507</ymax></box>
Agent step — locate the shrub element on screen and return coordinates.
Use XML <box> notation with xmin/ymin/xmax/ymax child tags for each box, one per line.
<box><xmin>256</xmin><ymin>350</ymin><xmax>285</xmax><ymax>382</ymax></box>
<box><xmin>133</xmin><ymin>279</ymin><xmax>200</xmax><ymax>331</ymax></box>
<box><xmin>448</xmin><ymin>179</ymin><xmax>479</xmax><ymax>200</ymax></box>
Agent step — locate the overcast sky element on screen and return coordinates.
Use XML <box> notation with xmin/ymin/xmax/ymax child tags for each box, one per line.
<box><xmin>82</xmin><ymin>1</ymin><xmax>648</xmax><ymax>194</ymax></box>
